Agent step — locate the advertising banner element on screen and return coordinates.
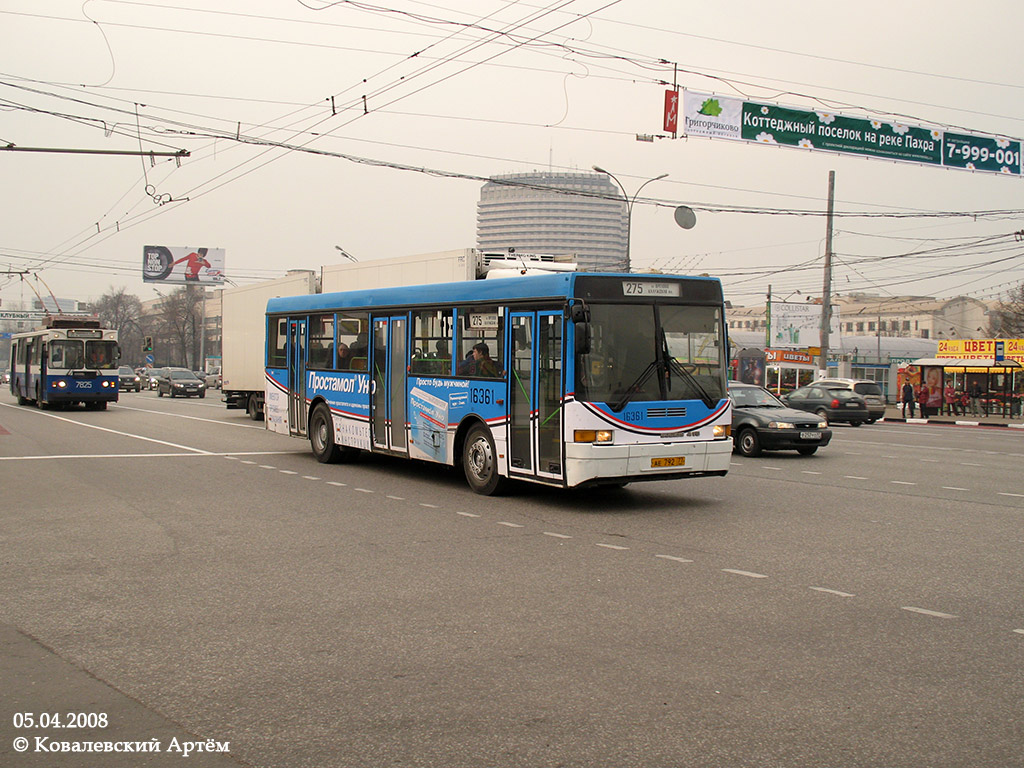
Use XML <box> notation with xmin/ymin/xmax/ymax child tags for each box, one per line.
<box><xmin>937</xmin><ymin>338</ymin><xmax>1024</xmax><ymax>362</ymax></box>
<box><xmin>143</xmin><ymin>246</ymin><xmax>226</xmax><ymax>285</ymax></box>
<box><xmin>767</xmin><ymin>301</ymin><xmax>840</xmax><ymax>349</ymax></box>
<box><xmin>681</xmin><ymin>90</ymin><xmax>1021</xmax><ymax>177</ymax></box>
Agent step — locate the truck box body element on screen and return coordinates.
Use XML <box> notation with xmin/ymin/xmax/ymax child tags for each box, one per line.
<box><xmin>221</xmin><ymin>270</ymin><xmax>317</xmax><ymax>417</ymax></box>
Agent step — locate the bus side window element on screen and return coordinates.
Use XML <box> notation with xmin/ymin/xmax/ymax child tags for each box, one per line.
<box><xmin>411</xmin><ymin>308</ymin><xmax>452</xmax><ymax>375</ymax></box>
<box><xmin>268</xmin><ymin>318</ymin><xmax>288</xmax><ymax>368</ymax></box>
<box><xmin>337</xmin><ymin>311</ymin><xmax>368</xmax><ymax>371</ymax></box>
<box><xmin>457</xmin><ymin>306</ymin><xmax>503</xmax><ymax>378</ymax></box>
<box><xmin>308</xmin><ymin>314</ymin><xmax>335</xmax><ymax>369</ymax></box>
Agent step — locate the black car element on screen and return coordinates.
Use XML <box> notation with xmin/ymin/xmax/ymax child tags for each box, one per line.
<box><xmin>117</xmin><ymin>366</ymin><xmax>142</xmax><ymax>392</ymax></box>
<box><xmin>782</xmin><ymin>384</ymin><xmax>870</xmax><ymax>426</ymax></box>
<box><xmin>158</xmin><ymin>368</ymin><xmax>207</xmax><ymax>398</ymax></box>
<box><xmin>729</xmin><ymin>382</ymin><xmax>832</xmax><ymax>456</ymax></box>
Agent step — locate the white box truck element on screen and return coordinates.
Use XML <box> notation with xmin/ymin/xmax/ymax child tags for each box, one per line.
<box><xmin>221</xmin><ymin>270</ymin><xmax>318</xmax><ymax>419</ymax></box>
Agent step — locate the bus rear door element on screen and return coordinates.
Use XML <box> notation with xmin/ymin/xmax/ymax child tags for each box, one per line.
<box><xmin>287</xmin><ymin>318</ymin><xmax>307</xmax><ymax>437</ymax></box>
<box><xmin>508</xmin><ymin>310</ymin><xmax>564</xmax><ymax>483</ymax></box>
<box><xmin>370</xmin><ymin>315</ymin><xmax>408</xmax><ymax>455</ymax></box>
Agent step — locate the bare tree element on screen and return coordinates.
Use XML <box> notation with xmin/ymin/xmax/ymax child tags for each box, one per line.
<box><xmin>87</xmin><ymin>287</ymin><xmax>145</xmax><ymax>366</ymax></box>
<box><xmin>155</xmin><ymin>286</ymin><xmax>202</xmax><ymax>368</ymax></box>
<box><xmin>990</xmin><ymin>282</ymin><xmax>1024</xmax><ymax>337</ymax></box>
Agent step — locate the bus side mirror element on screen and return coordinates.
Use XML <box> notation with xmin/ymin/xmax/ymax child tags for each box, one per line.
<box><xmin>575</xmin><ymin>321</ymin><xmax>591</xmax><ymax>356</ymax></box>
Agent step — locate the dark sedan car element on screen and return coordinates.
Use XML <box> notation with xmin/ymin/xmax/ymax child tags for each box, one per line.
<box><xmin>117</xmin><ymin>366</ymin><xmax>142</xmax><ymax>392</ymax></box>
<box><xmin>782</xmin><ymin>384</ymin><xmax>870</xmax><ymax>426</ymax></box>
<box><xmin>157</xmin><ymin>368</ymin><xmax>207</xmax><ymax>398</ymax></box>
<box><xmin>729</xmin><ymin>382</ymin><xmax>832</xmax><ymax>456</ymax></box>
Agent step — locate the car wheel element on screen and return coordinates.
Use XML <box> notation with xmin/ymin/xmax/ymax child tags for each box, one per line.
<box><xmin>866</xmin><ymin>418</ymin><xmax>877</xmax><ymax>424</ymax></box>
<box><xmin>797</xmin><ymin>446</ymin><xmax>818</xmax><ymax>455</ymax></box>
<box><xmin>815</xmin><ymin>408</ymin><xmax>829</xmax><ymax>421</ymax></box>
<box><xmin>850</xmin><ymin>421</ymin><xmax>862</xmax><ymax>427</ymax></box>
<box><xmin>462</xmin><ymin>424</ymin><xmax>508</xmax><ymax>495</ymax></box>
<box><xmin>736</xmin><ymin>427</ymin><xmax>762</xmax><ymax>457</ymax></box>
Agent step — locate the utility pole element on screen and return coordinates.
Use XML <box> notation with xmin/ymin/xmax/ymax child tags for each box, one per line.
<box><xmin>819</xmin><ymin>171</ymin><xmax>835</xmax><ymax>376</ymax></box>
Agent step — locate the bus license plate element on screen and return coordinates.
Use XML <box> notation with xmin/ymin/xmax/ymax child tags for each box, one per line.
<box><xmin>799</xmin><ymin>431</ymin><xmax>821</xmax><ymax>440</ymax></box>
<box><xmin>651</xmin><ymin>457</ymin><xmax>686</xmax><ymax>468</ymax></box>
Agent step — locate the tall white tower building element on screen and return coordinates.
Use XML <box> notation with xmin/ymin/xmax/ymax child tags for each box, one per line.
<box><xmin>476</xmin><ymin>172</ymin><xmax>628</xmax><ymax>271</ymax></box>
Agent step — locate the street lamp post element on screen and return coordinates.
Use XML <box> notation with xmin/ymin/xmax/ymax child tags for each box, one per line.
<box><xmin>592</xmin><ymin>166</ymin><xmax>668</xmax><ymax>272</ymax></box>
<box><xmin>334</xmin><ymin>246</ymin><xmax>358</xmax><ymax>263</ymax></box>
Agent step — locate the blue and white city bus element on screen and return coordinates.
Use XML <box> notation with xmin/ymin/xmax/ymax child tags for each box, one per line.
<box><xmin>265</xmin><ymin>272</ymin><xmax>731</xmax><ymax>494</ymax></box>
<box><xmin>9</xmin><ymin>317</ymin><xmax>120</xmax><ymax>409</ymax></box>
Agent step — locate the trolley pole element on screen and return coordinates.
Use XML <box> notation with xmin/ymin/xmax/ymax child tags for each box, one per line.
<box><xmin>819</xmin><ymin>171</ymin><xmax>835</xmax><ymax>376</ymax></box>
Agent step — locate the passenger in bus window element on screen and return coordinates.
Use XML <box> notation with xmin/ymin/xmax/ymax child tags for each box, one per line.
<box><xmin>472</xmin><ymin>342</ymin><xmax>499</xmax><ymax>378</ymax></box>
<box><xmin>337</xmin><ymin>342</ymin><xmax>350</xmax><ymax>370</ymax></box>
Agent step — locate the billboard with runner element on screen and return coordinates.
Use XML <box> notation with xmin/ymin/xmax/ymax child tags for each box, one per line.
<box><xmin>142</xmin><ymin>246</ymin><xmax>226</xmax><ymax>285</ymax></box>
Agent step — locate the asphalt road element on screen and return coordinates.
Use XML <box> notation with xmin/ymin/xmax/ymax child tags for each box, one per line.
<box><xmin>1</xmin><ymin>390</ymin><xmax>1022</xmax><ymax>767</ymax></box>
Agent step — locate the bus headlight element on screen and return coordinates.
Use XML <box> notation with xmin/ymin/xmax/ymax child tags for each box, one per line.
<box><xmin>573</xmin><ymin>429</ymin><xmax>614</xmax><ymax>443</ymax></box>
<box><xmin>712</xmin><ymin>424</ymin><xmax>731</xmax><ymax>438</ymax></box>
<box><xmin>54</xmin><ymin>380</ymin><xmax>67</xmax><ymax>389</ymax></box>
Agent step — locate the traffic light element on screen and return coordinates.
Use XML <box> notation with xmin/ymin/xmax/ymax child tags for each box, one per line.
<box><xmin>143</xmin><ymin>336</ymin><xmax>153</xmax><ymax>352</ymax></box>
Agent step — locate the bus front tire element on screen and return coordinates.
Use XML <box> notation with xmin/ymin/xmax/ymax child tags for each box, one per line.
<box><xmin>463</xmin><ymin>425</ymin><xmax>507</xmax><ymax>496</ymax></box>
<box><xmin>310</xmin><ymin>404</ymin><xmax>342</xmax><ymax>463</ymax></box>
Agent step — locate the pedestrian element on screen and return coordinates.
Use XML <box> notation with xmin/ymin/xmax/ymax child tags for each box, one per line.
<box><xmin>969</xmin><ymin>381</ymin><xmax>983</xmax><ymax>416</ymax></box>
<box><xmin>917</xmin><ymin>385</ymin><xmax>928</xmax><ymax>418</ymax></box>
<box><xmin>944</xmin><ymin>383</ymin><xmax>956</xmax><ymax>416</ymax></box>
<box><xmin>901</xmin><ymin>380</ymin><xmax>915</xmax><ymax>418</ymax></box>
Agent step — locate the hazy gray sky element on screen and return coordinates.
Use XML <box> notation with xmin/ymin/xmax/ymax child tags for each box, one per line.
<box><xmin>2</xmin><ymin>0</ymin><xmax>1022</xmax><ymax>308</ymax></box>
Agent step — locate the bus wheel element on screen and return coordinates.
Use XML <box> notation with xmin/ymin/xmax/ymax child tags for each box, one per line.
<box><xmin>309</xmin><ymin>404</ymin><xmax>342</xmax><ymax>463</ymax></box>
<box><xmin>248</xmin><ymin>393</ymin><xmax>263</xmax><ymax>421</ymax></box>
<box><xmin>463</xmin><ymin>425</ymin><xmax>507</xmax><ymax>496</ymax></box>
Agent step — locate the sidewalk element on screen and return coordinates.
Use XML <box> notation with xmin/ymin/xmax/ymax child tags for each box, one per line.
<box><xmin>882</xmin><ymin>405</ymin><xmax>1024</xmax><ymax>429</ymax></box>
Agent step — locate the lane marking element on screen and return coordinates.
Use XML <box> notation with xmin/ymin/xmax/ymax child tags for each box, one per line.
<box><xmin>0</xmin><ymin>450</ymin><xmax>305</xmax><ymax>463</ymax></box>
<box><xmin>420</xmin><ymin>503</ymin><xmax>438</xmax><ymax>508</ymax></box>
<box><xmin>801</xmin><ymin>470</ymin><xmax>822</xmax><ymax>475</ymax></box>
<box><xmin>354</xmin><ymin>488</ymin><xmax>373</xmax><ymax>493</ymax></box>
<box><xmin>303</xmin><ymin>476</ymin><xmax>320</xmax><ymax>481</ymax></box>
<box><xmin>596</xmin><ymin>543</ymin><xmax>629</xmax><ymax>550</ymax></box>
<box><xmin>497</xmin><ymin>521</ymin><xmax>524</xmax><ymax>528</ymax></box>
<box><xmin>722</xmin><ymin>569</ymin><xmax>768</xmax><ymax>579</ymax></box>
<box><xmin>112</xmin><ymin>403</ymin><xmax>265</xmax><ymax>429</ymax></box>
<box><xmin>0</xmin><ymin>402</ymin><xmax>212</xmax><ymax>453</ymax></box>
<box><xmin>891</xmin><ymin>481</ymin><xmax>916</xmax><ymax>486</ymax></box>
<box><xmin>279</xmin><ymin>470</ymin><xmax>297</xmax><ymax>475</ymax></box>
<box><xmin>386</xmin><ymin>495</ymin><xmax>405</xmax><ymax>500</ymax></box>
<box><xmin>457</xmin><ymin>512</ymin><xmax>480</xmax><ymax>518</ymax></box>
<box><xmin>998</xmin><ymin>492</ymin><xmax>1024</xmax><ymax>498</ymax></box>
<box><xmin>843</xmin><ymin>475</ymin><xmax>868</xmax><ymax>480</ymax></box>
<box><xmin>327</xmin><ymin>481</ymin><xmax>347</xmax><ymax>487</ymax></box>
<box><xmin>1014</xmin><ymin>629</ymin><xmax>1024</xmax><ymax>636</ymax></box>
<box><xmin>902</xmin><ymin>606</ymin><xmax>957</xmax><ymax>619</ymax></box>
<box><xmin>960</xmin><ymin>462</ymin><xmax>983</xmax><ymax>467</ymax></box>
<box><xmin>762</xmin><ymin>466</ymin><xmax>782</xmax><ymax>471</ymax></box>
<box><xmin>655</xmin><ymin>554</ymin><xmax>693</xmax><ymax>563</ymax></box>
<box><xmin>810</xmin><ymin>587</ymin><xmax>855</xmax><ymax>597</ymax></box>
<box><xmin>240</xmin><ymin>460</ymin><xmax>256</xmax><ymax>465</ymax></box>
<box><xmin>543</xmin><ymin>532</ymin><xmax>571</xmax><ymax>539</ymax></box>
<box><xmin>259</xmin><ymin>465</ymin><xmax>276</xmax><ymax>469</ymax></box>
<box><xmin>942</xmin><ymin>486</ymin><xmax>970</xmax><ymax>491</ymax></box>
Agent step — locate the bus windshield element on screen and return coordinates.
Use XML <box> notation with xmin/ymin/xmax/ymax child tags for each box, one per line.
<box><xmin>49</xmin><ymin>340</ymin><xmax>86</xmax><ymax>370</ymax></box>
<box><xmin>577</xmin><ymin>303</ymin><xmax>725</xmax><ymax>407</ymax></box>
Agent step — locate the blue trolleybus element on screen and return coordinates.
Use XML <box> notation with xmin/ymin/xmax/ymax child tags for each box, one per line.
<box><xmin>10</xmin><ymin>317</ymin><xmax>120</xmax><ymax>409</ymax></box>
<box><xmin>265</xmin><ymin>272</ymin><xmax>731</xmax><ymax>494</ymax></box>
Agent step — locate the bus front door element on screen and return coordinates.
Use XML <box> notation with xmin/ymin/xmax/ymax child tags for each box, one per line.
<box><xmin>287</xmin><ymin>318</ymin><xmax>307</xmax><ymax>437</ymax></box>
<box><xmin>508</xmin><ymin>311</ymin><xmax>563</xmax><ymax>483</ymax></box>
<box><xmin>370</xmin><ymin>315</ymin><xmax>408</xmax><ymax>454</ymax></box>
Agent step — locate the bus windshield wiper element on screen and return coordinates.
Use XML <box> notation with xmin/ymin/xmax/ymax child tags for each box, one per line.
<box><xmin>659</xmin><ymin>330</ymin><xmax>717</xmax><ymax>410</ymax></box>
<box><xmin>664</xmin><ymin>356</ymin><xmax>717</xmax><ymax>410</ymax></box>
<box><xmin>609</xmin><ymin>359</ymin><xmax>660</xmax><ymax>412</ymax></box>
